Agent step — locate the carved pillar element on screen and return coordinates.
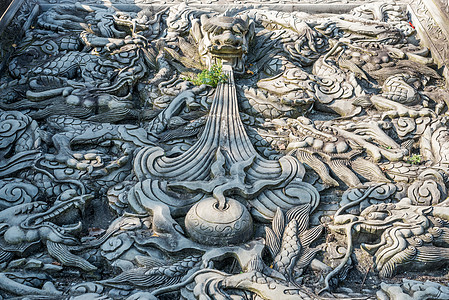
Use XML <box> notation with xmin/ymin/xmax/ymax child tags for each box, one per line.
<box><xmin>408</xmin><ymin>0</ymin><xmax>449</xmax><ymax>86</ymax></box>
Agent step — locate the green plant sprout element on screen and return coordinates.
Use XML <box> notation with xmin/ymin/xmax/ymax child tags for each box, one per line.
<box><xmin>406</xmin><ymin>154</ymin><xmax>422</xmax><ymax>165</ymax></box>
<box><xmin>186</xmin><ymin>62</ymin><xmax>228</xmax><ymax>87</ymax></box>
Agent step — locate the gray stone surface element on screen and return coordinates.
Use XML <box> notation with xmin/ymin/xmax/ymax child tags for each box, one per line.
<box><xmin>0</xmin><ymin>0</ymin><xmax>12</xmax><ymax>18</ymax></box>
<box><xmin>0</xmin><ymin>0</ymin><xmax>448</xmax><ymax>299</ymax></box>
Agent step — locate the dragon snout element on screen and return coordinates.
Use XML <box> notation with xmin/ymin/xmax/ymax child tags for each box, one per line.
<box><xmin>213</xmin><ymin>33</ymin><xmax>242</xmax><ymax>47</ymax></box>
<box><xmin>28</xmin><ymin>192</ymin><xmax>94</xmax><ymax>228</ymax></box>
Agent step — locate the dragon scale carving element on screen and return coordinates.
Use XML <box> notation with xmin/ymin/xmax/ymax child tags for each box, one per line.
<box><xmin>0</xmin><ymin>1</ymin><xmax>449</xmax><ymax>299</ymax></box>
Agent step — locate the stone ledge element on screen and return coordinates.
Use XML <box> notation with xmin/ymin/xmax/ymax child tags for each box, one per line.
<box><xmin>36</xmin><ymin>2</ymin><xmax>365</xmax><ymax>13</ymax></box>
<box><xmin>35</xmin><ymin>0</ymin><xmax>393</xmax><ymax>4</ymax></box>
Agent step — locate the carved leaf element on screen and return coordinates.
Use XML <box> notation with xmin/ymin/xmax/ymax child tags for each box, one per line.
<box><xmin>296</xmin><ymin>150</ymin><xmax>338</xmax><ymax>187</ymax></box>
<box><xmin>107</xmin><ymin>270</ymin><xmax>173</xmax><ymax>287</ymax></box>
<box><xmin>265</xmin><ymin>226</ymin><xmax>281</xmax><ymax>258</ymax></box>
<box><xmin>159</xmin><ymin>127</ymin><xmax>201</xmax><ymax>142</ymax></box>
<box><xmin>285</xmin><ymin>204</ymin><xmax>310</xmax><ymax>234</ymax></box>
<box><xmin>328</xmin><ymin>159</ymin><xmax>361</xmax><ymax>188</ymax></box>
<box><xmin>135</xmin><ymin>255</ymin><xmax>165</xmax><ymax>268</ymax></box>
<box><xmin>46</xmin><ymin>241</ymin><xmax>97</xmax><ymax>272</ymax></box>
<box><xmin>351</xmin><ymin>158</ymin><xmax>391</xmax><ymax>183</ymax></box>
<box><xmin>296</xmin><ymin>247</ymin><xmax>320</xmax><ymax>270</ymax></box>
<box><xmin>272</xmin><ymin>207</ymin><xmax>285</xmax><ymax>240</ymax></box>
<box><xmin>299</xmin><ymin>224</ymin><xmax>324</xmax><ymax>248</ymax></box>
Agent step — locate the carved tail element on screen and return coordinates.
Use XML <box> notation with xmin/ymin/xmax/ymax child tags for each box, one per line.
<box><xmin>47</xmin><ymin>240</ymin><xmax>97</xmax><ymax>272</ymax></box>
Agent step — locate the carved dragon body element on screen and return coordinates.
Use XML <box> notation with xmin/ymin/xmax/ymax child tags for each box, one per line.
<box><xmin>331</xmin><ymin>198</ymin><xmax>449</xmax><ymax>278</ymax></box>
<box><xmin>1</xmin><ymin>2</ymin><xmax>448</xmax><ymax>299</ymax></box>
<box><xmin>0</xmin><ymin>193</ymin><xmax>96</xmax><ymax>271</ymax></box>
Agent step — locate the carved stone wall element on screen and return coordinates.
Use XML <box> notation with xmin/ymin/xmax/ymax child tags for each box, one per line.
<box><xmin>0</xmin><ymin>1</ymin><xmax>449</xmax><ymax>299</ymax></box>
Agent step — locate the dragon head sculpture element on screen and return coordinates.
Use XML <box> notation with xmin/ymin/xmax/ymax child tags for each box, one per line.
<box><xmin>191</xmin><ymin>14</ymin><xmax>255</xmax><ymax>74</ymax></box>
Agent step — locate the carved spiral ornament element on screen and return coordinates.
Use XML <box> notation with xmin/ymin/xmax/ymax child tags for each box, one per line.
<box><xmin>407</xmin><ymin>179</ymin><xmax>446</xmax><ymax>206</ymax></box>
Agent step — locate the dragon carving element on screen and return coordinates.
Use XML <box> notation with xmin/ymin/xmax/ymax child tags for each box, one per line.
<box><xmin>0</xmin><ymin>1</ymin><xmax>449</xmax><ymax>299</ymax></box>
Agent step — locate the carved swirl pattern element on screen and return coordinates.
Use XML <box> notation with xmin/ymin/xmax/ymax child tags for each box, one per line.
<box><xmin>0</xmin><ymin>1</ymin><xmax>449</xmax><ymax>299</ymax></box>
<box><xmin>407</xmin><ymin>179</ymin><xmax>447</xmax><ymax>206</ymax></box>
<box><xmin>0</xmin><ymin>178</ymin><xmax>39</xmax><ymax>208</ymax></box>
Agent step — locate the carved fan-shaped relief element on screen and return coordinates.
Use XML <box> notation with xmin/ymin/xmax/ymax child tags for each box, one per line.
<box><xmin>1</xmin><ymin>1</ymin><xmax>449</xmax><ymax>299</ymax></box>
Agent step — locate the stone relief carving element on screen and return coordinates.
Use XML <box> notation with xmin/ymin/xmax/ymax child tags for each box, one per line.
<box><xmin>378</xmin><ymin>279</ymin><xmax>449</xmax><ymax>300</ymax></box>
<box><xmin>409</xmin><ymin>0</ymin><xmax>449</xmax><ymax>83</ymax></box>
<box><xmin>36</xmin><ymin>0</ymin><xmax>382</xmax><ymax>5</ymax></box>
<box><xmin>1</xmin><ymin>1</ymin><xmax>449</xmax><ymax>299</ymax></box>
<box><xmin>0</xmin><ymin>0</ymin><xmax>38</xmax><ymax>73</ymax></box>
